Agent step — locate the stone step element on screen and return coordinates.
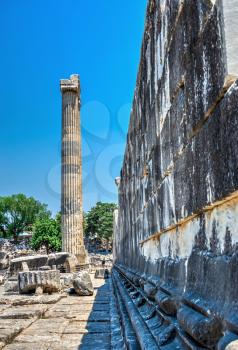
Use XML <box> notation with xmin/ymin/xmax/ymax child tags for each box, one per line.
<box><xmin>112</xmin><ymin>265</ymin><xmax>227</xmax><ymax>349</ymax></box>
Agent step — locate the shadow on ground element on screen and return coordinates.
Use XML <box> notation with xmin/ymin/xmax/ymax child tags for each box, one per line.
<box><xmin>78</xmin><ymin>278</ymin><xmax>111</xmax><ymax>350</ymax></box>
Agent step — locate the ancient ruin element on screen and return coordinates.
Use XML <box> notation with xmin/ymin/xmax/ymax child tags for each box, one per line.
<box><xmin>1</xmin><ymin>1</ymin><xmax>238</xmax><ymax>349</ymax></box>
<box><xmin>0</xmin><ymin>243</ymin><xmax>113</xmax><ymax>348</ymax></box>
<box><xmin>60</xmin><ymin>74</ymin><xmax>86</xmax><ymax>264</ymax></box>
<box><xmin>0</xmin><ymin>272</ymin><xmax>112</xmax><ymax>349</ymax></box>
<box><xmin>113</xmin><ymin>0</ymin><xmax>238</xmax><ymax>348</ymax></box>
<box><xmin>0</xmin><ymin>73</ymin><xmax>112</xmax><ymax>349</ymax></box>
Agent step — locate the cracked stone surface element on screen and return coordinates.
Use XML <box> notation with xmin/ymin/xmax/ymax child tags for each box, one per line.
<box><xmin>0</xmin><ymin>274</ymin><xmax>111</xmax><ymax>350</ymax></box>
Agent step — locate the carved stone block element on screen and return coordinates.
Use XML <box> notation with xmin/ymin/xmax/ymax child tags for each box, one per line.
<box><xmin>18</xmin><ymin>270</ymin><xmax>61</xmax><ymax>294</ymax></box>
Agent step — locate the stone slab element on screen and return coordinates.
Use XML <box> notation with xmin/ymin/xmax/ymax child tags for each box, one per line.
<box><xmin>0</xmin><ymin>319</ymin><xmax>34</xmax><ymax>347</ymax></box>
<box><xmin>22</xmin><ymin>317</ymin><xmax>69</xmax><ymax>336</ymax></box>
<box><xmin>4</xmin><ymin>344</ymin><xmax>46</xmax><ymax>350</ymax></box>
<box><xmin>13</xmin><ymin>334</ymin><xmax>61</xmax><ymax>344</ymax></box>
<box><xmin>63</xmin><ymin>321</ymin><xmax>110</xmax><ymax>334</ymax></box>
<box><xmin>0</xmin><ymin>294</ymin><xmax>63</xmax><ymax>306</ymax></box>
<box><xmin>0</xmin><ymin>305</ymin><xmax>48</xmax><ymax>319</ymax></box>
<box><xmin>0</xmin><ymin>328</ymin><xmax>21</xmax><ymax>344</ymax></box>
<box><xmin>55</xmin><ymin>334</ymin><xmax>85</xmax><ymax>350</ymax></box>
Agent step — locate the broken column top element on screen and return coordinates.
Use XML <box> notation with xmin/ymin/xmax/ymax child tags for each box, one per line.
<box><xmin>115</xmin><ymin>177</ymin><xmax>121</xmax><ymax>187</ymax></box>
<box><xmin>60</xmin><ymin>74</ymin><xmax>80</xmax><ymax>93</ymax></box>
<box><xmin>115</xmin><ymin>176</ymin><xmax>121</xmax><ymax>187</ymax></box>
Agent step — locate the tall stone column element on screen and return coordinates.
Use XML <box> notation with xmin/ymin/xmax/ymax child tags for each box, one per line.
<box><xmin>60</xmin><ymin>74</ymin><xmax>86</xmax><ymax>264</ymax></box>
<box><xmin>113</xmin><ymin>177</ymin><xmax>121</xmax><ymax>263</ymax></box>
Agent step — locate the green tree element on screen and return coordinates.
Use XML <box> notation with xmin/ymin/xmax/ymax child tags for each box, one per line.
<box><xmin>84</xmin><ymin>202</ymin><xmax>117</xmax><ymax>243</ymax></box>
<box><xmin>55</xmin><ymin>212</ymin><xmax>61</xmax><ymax>227</ymax></box>
<box><xmin>83</xmin><ymin>212</ymin><xmax>88</xmax><ymax>233</ymax></box>
<box><xmin>0</xmin><ymin>201</ymin><xmax>8</xmax><ymax>237</ymax></box>
<box><xmin>0</xmin><ymin>194</ymin><xmax>51</xmax><ymax>241</ymax></box>
<box><xmin>31</xmin><ymin>216</ymin><xmax>62</xmax><ymax>254</ymax></box>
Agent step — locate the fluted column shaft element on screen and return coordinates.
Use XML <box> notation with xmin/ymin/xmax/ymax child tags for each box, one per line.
<box><xmin>60</xmin><ymin>74</ymin><xmax>86</xmax><ymax>263</ymax></box>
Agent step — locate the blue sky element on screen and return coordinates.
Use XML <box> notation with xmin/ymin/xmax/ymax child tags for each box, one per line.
<box><xmin>0</xmin><ymin>0</ymin><xmax>147</xmax><ymax>215</ymax></box>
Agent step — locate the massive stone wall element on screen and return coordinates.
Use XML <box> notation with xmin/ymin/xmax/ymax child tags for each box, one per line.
<box><xmin>114</xmin><ymin>0</ymin><xmax>238</xmax><ymax>346</ymax></box>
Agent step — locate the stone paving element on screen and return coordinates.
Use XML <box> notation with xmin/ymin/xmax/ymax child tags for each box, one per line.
<box><xmin>0</xmin><ymin>274</ymin><xmax>111</xmax><ymax>350</ymax></box>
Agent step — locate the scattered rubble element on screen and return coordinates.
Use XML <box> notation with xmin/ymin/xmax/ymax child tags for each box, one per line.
<box><xmin>0</xmin><ymin>251</ymin><xmax>9</xmax><ymax>270</ymax></box>
<box><xmin>0</xmin><ymin>274</ymin><xmax>111</xmax><ymax>350</ymax></box>
<box><xmin>0</xmin><ymin>242</ymin><xmax>124</xmax><ymax>348</ymax></box>
<box><xmin>0</xmin><ymin>244</ymin><xmax>110</xmax><ymax>302</ymax></box>
<box><xmin>90</xmin><ymin>253</ymin><xmax>113</xmax><ymax>269</ymax></box>
<box><xmin>0</xmin><ymin>239</ymin><xmax>16</xmax><ymax>252</ymax></box>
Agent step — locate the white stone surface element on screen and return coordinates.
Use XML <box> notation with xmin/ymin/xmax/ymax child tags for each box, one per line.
<box><xmin>222</xmin><ymin>0</ymin><xmax>238</xmax><ymax>77</ymax></box>
<box><xmin>141</xmin><ymin>194</ymin><xmax>238</xmax><ymax>262</ymax></box>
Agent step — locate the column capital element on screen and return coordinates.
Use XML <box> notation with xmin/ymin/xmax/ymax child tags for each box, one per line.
<box><xmin>60</xmin><ymin>74</ymin><xmax>80</xmax><ymax>93</ymax></box>
<box><xmin>115</xmin><ymin>177</ymin><xmax>121</xmax><ymax>187</ymax></box>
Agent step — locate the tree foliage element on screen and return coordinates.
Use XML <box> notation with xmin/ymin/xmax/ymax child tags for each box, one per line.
<box><xmin>0</xmin><ymin>194</ymin><xmax>51</xmax><ymax>241</ymax></box>
<box><xmin>31</xmin><ymin>216</ymin><xmax>61</xmax><ymax>254</ymax></box>
<box><xmin>84</xmin><ymin>202</ymin><xmax>117</xmax><ymax>241</ymax></box>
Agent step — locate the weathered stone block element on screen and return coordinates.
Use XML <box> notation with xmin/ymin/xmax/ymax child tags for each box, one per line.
<box><xmin>9</xmin><ymin>255</ymin><xmax>48</xmax><ymax>276</ymax></box>
<box><xmin>47</xmin><ymin>252</ymin><xmax>69</xmax><ymax>267</ymax></box>
<box><xmin>154</xmin><ymin>290</ymin><xmax>177</xmax><ymax>316</ymax></box>
<box><xmin>185</xmin><ymin>3</ymin><xmax>226</xmax><ymax>132</ymax></box>
<box><xmin>177</xmin><ymin>305</ymin><xmax>222</xmax><ymax>347</ymax></box>
<box><xmin>174</xmin><ymin>80</ymin><xmax>238</xmax><ymax>222</ymax></box>
<box><xmin>18</xmin><ymin>270</ymin><xmax>61</xmax><ymax>294</ymax></box>
<box><xmin>143</xmin><ymin>282</ymin><xmax>157</xmax><ymax>300</ymax></box>
<box><xmin>73</xmin><ymin>271</ymin><xmax>93</xmax><ymax>296</ymax></box>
